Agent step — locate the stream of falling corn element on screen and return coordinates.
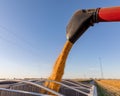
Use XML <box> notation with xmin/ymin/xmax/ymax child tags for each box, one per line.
<box><xmin>42</xmin><ymin>40</ymin><xmax>73</xmax><ymax>94</ymax></box>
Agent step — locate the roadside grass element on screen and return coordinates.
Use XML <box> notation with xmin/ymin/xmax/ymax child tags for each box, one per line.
<box><xmin>95</xmin><ymin>79</ymin><xmax>120</xmax><ymax>96</ymax></box>
<box><xmin>96</xmin><ymin>83</ymin><xmax>109</xmax><ymax>96</ymax></box>
<box><xmin>95</xmin><ymin>80</ymin><xmax>117</xmax><ymax>96</ymax></box>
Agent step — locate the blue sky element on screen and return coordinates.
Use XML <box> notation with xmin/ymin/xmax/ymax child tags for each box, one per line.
<box><xmin>0</xmin><ymin>0</ymin><xmax>120</xmax><ymax>79</ymax></box>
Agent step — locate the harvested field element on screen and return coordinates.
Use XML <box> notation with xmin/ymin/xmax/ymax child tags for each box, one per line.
<box><xmin>96</xmin><ymin>79</ymin><xmax>120</xmax><ymax>96</ymax></box>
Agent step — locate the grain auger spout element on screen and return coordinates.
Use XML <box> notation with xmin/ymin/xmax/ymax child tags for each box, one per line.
<box><xmin>66</xmin><ymin>6</ymin><xmax>120</xmax><ymax>44</ymax></box>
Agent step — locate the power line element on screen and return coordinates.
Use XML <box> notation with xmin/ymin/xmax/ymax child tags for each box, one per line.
<box><xmin>0</xmin><ymin>25</ymin><xmax>40</xmax><ymax>57</ymax></box>
<box><xmin>0</xmin><ymin>34</ymin><xmax>17</xmax><ymax>46</ymax></box>
<box><xmin>0</xmin><ymin>25</ymin><xmax>34</xmax><ymax>48</ymax></box>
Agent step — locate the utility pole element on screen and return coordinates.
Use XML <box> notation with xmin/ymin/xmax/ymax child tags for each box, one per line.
<box><xmin>99</xmin><ymin>57</ymin><xmax>104</xmax><ymax>79</ymax></box>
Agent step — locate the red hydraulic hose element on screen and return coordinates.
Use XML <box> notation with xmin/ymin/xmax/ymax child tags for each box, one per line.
<box><xmin>98</xmin><ymin>6</ymin><xmax>120</xmax><ymax>22</ymax></box>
